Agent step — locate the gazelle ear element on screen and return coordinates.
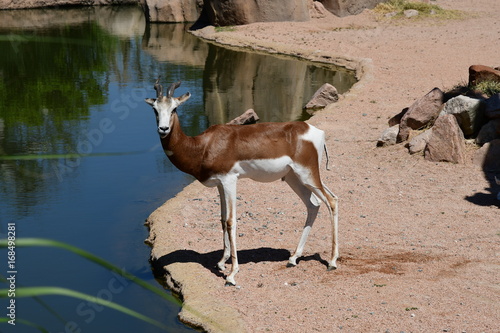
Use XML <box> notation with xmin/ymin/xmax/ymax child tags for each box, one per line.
<box><xmin>176</xmin><ymin>92</ymin><xmax>191</xmax><ymax>106</ymax></box>
<box><xmin>145</xmin><ymin>98</ymin><xmax>156</xmax><ymax>106</ymax></box>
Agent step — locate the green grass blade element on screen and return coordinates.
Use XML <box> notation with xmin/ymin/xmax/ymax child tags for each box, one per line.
<box><xmin>0</xmin><ymin>238</ymin><xmax>177</xmax><ymax>304</ymax></box>
<box><xmin>0</xmin><ymin>287</ymin><xmax>169</xmax><ymax>331</ymax></box>
<box><xmin>0</xmin><ymin>317</ymin><xmax>49</xmax><ymax>332</ymax></box>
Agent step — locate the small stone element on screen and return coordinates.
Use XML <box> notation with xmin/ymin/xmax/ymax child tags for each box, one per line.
<box><xmin>404</xmin><ymin>9</ymin><xmax>419</xmax><ymax>18</ymax></box>
<box><xmin>377</xmin><ymin>125</ymin><xmax>399</xmax><ymax>147</ymax></box>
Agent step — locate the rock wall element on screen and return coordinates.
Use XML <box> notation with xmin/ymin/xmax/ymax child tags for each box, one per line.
<box><xmin>140</xmin><ymin>0</ymin><xmax>203</xmax><ymax>23</ymax></box>
<box><xmin>0</xmin><ymin>0</ymin><xmax>136</xmax><ymax>10</ymax></box>
<box><xmin>193</xmin><ymin>0</ymin><xmax>310</xmax><ymax>28</ymax></box>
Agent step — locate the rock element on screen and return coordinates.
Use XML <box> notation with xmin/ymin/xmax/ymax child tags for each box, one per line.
<box><xmin>484</xmin><ymin>93</ymin><xmax>500</xmax><ymax>119</ymax></box>
<box><xmin>193</xmin><ymin>0</ymin><xmax>309</xmax><ymax>27</ymax></box>
<box><xmin>384</xmin><ymin>11</ymin><xmax>398</xmax><ymax>18</ymax></box>
<box><xmin>424</xmin><ymin>114</ymin><xmax>466</xmax><ymax>164</ymax></box>
<box><xmin>140</xmin><ymin>0</ymin><xmax>202</xmax><ymax>23</ymax></box>
<box><xmin>440</xmin><ymin>95</ymin><xmax>484</xmax><ymax>137</ymax></box>
<box><xmin>388</xmin><ymin>107</ymin><xmax>408</xmax><ymax>127</ymax></box>
<box><xmin>397</xmin><ymin>87</ymin><xmax>444</xmax><ymax>142</ymax></box>
<box><xmin>408</xmin><ymin>129</ymin><xmax>432</xmax><ymax>154</ymax></box>
<box><xmin>473</xmin><ymin>139</ymin><xmax>500</xmax><ymax>171</ymax></box>
<box><xmin>304</xmin><ymin>83</ymin><xmax>339</xmax><ymax>112</ymax></box>
<box><xmin>377</xmin><ymin>125</ymin><xmax>399</xmax><ymax>147</ymax></box>
<box><xmin>310</xmin><ymin>1</ymin><xmax>329</xmax><ymax>19</ymax></box>
<box><xmin>468</xmin><ymin>65</ymin><xmax>500</xmax><ymax>86</ymax></box>
<box><xmin>226</xmin><ymin>109</ymin><xmax>260</xmax><ymax>125</ymax></box>
<box><xmin>476</xmin><ymin>119</ymin><xmax>500</xmax><ymax>145</ymax></box>
<box><xmin>320</xmin><ymin>0</ymin><xmax>387</xmax><ymax>17</ymax></box>
<box><xmin>404</xmin><ymin>9</ymin><xmax>419</xmax><ymax>18</ymax></box>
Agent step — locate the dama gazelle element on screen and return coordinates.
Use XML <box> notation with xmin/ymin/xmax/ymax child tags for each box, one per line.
<box><xmin>145</xmin><ymin>78</ymin><xmax>339</xmax><ymax>286</ymax></box>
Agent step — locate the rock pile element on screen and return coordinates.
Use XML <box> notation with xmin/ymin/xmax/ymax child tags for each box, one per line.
<box><xmin>378</xmin><ymin>65</ymin><xmax>500</xmax><ymax>170</ymax></box>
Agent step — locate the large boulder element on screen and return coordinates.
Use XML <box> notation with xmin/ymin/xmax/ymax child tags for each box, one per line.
<box><xmin>440</xmin><ymin>95</ymin><xmax>484</xmax><ymax>137</ymax></box>
<box><xmin>397</xmin><ymin>87</ymin><xmax>444</xmax><ymax>142</ymax></box>
<box><xmin>424</xmin><ymin>114</ymin><xmax>466</xmax><ymax>164</ymax></box>
<box><xmin>320</xmin><ymin>0</ymin><xmax>387</xmax><ymax>17</ymax></box>
<box><xmin>304</xmin><ymin>83</ymin><xmax>339</xmax><ymax>112</ymax></box>
<box><xmin>226</xmin><ymin>109</ymin><xmax>260</xmax><ymax>125</ymax></box>
<box><xmin>140</xmin><ymin>0</ymin><xmax>202</xmax><ymax>23</ymax></box>
<box><xmin>468</xmin><ymin>64</ymin><xmax>500</xmax><ymax>86</ymax></box>
<box><xmin>192</xmin><ymin>0</ymin><xmax>309</xmax><ymax>27</ymax></box>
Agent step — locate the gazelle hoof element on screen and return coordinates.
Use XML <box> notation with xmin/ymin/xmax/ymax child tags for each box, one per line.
<box><xmin>286</xmin><ymin>262</ymin><xmax>296</xmax><ymax>268</ymax></box>
<box><xmin>327</xmin><ymin>265</ymin><xmax>337</xmax><ymax>271</ymax></box>
<box><xmin>225</xmin><ymin>277</ymin><xmax>236</xmax><ymax>286</ymax></box>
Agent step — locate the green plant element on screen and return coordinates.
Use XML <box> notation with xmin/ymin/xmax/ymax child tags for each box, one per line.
<box><xmin>215</xmin><ymin>26</ymin><xmax>236</xmax><ymax>33</ymax></box>
<box><xmin>374</xmin><ymin>0</ymin><xmax>464</xmax><ymax>20</ymax></box>
<box><xmin>0</xmin><ymin>238</ymin><xmax>176</xmax><ymax>332</ymax></box>
<box><xmin>470</xmin><ymin>80</ymin><xmax>500</xmax><ymax>97</ymax></box>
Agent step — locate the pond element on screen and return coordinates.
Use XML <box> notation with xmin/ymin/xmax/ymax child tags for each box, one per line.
<box><xmin>0</xmin><ymin>5</ymin><xmax>356</xmax><ymax>332</ymax></box>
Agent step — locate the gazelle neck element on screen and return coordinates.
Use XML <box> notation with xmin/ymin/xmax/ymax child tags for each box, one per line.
<box><xmin>160</xmin><ymin>112</ymin><xmax>203</xmax><ymax>179</ymax></box>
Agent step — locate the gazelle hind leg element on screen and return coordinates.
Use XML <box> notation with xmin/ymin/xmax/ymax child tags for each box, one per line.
<box><xmin>283</xmin><ymin>172</ymin><xmax>320</xmax><ymax>267</ymax></box>
<box><xmin>322</xmin><ymin>183</ymin><xmax>339</xmax><ymax>270</ymax></box>
<box><xmin>300</xmin><ymin>178</ymin><xmax>339</xmax><ymax>271</ymax></box>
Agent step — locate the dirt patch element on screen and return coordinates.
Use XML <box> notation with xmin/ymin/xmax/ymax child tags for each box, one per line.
<box><xmin>147</xmin><ymin>1</ymin><xmax>500</xmax><ymax>332</ymax></box>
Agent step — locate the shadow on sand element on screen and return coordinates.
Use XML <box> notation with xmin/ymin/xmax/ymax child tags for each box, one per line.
<box><xmin>465</xmin><ymin>141</ymin><xmax>500</xmax><ymax>208</ymax></box>
<box><xmin>152</xmin><ymin>247</ymin><xmax>291</xmax><ymax>279</ymax></box>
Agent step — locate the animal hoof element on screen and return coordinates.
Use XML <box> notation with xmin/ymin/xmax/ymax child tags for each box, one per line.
<box><xmin>286</xmin><ymin>262</ymin><xmax>296</xmax><ymax>268</ymax></box>
<box><xmin>225</xmin><ymin>281</ymin><xmax>236</xmax><ymax>287</ymax></box>
<box><xmin>327</xmin><ymin>265</ymin><xmax>337</xmax><ymax>271</ymax></box>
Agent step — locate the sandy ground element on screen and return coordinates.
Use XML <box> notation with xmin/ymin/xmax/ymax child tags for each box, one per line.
<box><xmin>146</xmin><ymin>1</ymin><xmax>500</xmax><ymax>332</ymax></box>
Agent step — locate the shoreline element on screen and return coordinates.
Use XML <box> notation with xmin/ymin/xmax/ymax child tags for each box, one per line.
<box><xmin>147</xmin><ymin>2</ymin><xmax>499</xmax><ymax>332</ymax></box>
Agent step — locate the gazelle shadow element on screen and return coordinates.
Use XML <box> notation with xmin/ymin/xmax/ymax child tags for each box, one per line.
<box><xmin>152</xmin><ymin>247</ymin><xmax>292</xmax><ymax>279</ymax></box>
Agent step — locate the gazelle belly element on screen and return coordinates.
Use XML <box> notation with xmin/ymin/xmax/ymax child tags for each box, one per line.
<box><xmin>232</xmin><ymin>156</ymin><xmax>292</xmax><ymax>182</ymax></box>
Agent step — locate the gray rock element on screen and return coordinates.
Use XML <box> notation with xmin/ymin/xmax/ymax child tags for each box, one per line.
<box><xmin>424</xmin><ymin>114</ymin><xmax>466</xmax><ymax>164</ymax></box>
<box><xmin>304</xmin><ymin>83</ymin><xmax>339</xmax><ymax>112</ymax></box>
<box><xmin>377</xmin><ymin>125</ymin><xmax>399</xmax><ymax>147</ymax></box>
<box><xmin>408</xmin><ymin>129</ymin><xmax>432</xmax><ymax>154</ymax></box>
<box><xmin>440</xmin><ymin>95</ymin><xmax>484</xmax><ymax>137</ymax></box>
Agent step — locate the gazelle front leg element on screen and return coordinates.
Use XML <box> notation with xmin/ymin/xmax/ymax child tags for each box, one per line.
<box><xmin>218</xmin><ymin>177</ymin><xmax>239</xmax><ymax>286</ymax></box>
<box><xmin>217</xmin><ymin>185</ymin><xmax>230</xmax><ymax>271</ymax></box>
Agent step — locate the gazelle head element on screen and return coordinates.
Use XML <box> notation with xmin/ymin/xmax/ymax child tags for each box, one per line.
<box><xmin>145</xmin><ymin>78</ymin><xmax>191</xmax><ymax>138</ymax></box>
